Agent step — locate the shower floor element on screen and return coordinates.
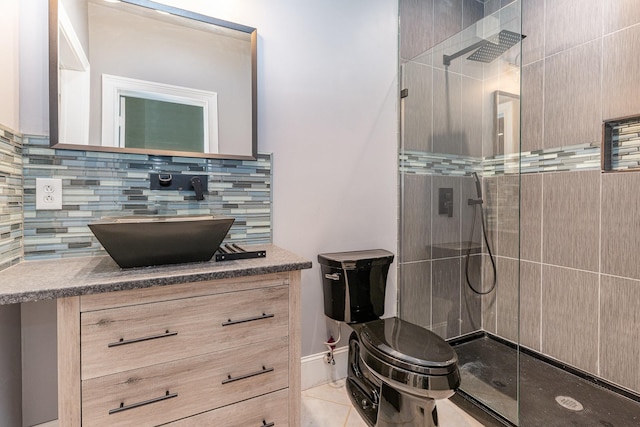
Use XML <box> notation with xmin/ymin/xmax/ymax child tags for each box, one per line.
<box><xmin>451</xmin><ymin>335</ymin><xmax>640</xmax><ymax>427</ymax></box>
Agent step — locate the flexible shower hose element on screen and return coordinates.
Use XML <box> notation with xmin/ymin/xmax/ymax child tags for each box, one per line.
<box><xmin>465</xmin><ymin>201</ymin><xmax>496</xmax><ymax>295</ymax></box>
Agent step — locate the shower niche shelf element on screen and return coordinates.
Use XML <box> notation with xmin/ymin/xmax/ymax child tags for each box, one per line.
<box><xmin>602</xmin><ymin>115</ymin><xmax>640</xmax><ymax>172</ymax></box>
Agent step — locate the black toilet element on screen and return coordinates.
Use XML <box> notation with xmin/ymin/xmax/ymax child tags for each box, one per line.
<box><xmin>318</xmin><ymin>249</ymin><xmax>460</xmax><ymax>427</ymax></box>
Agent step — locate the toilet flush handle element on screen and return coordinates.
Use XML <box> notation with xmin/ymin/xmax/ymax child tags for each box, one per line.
<box><xmin>325</xmin><ymin>273</ymin><xmax>341</xmax><ymax>281</ymax></box>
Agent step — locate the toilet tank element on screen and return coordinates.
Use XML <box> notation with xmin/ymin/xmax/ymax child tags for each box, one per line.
<box><xmin>317</xmin><ymin>249</ymin><xmax>394</xmax><ymax>324</ymax></box>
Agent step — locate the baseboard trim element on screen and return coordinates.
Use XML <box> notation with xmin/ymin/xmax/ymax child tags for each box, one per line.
<box><xmin>301</xmin><ymin>346</ymin><xmax>349</xmax><ymax>391</ymax></box>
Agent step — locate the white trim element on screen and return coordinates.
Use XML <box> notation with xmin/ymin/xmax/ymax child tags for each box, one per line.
<box><xmin>301</xmin><ymin>346</ymin><xmax>349</xmax><ymax>391</ymax></box>
<box><xmin>101</xmin><ymin>74</ymin><xmax>219</xmax><ymax>153</ymax></box>
<box><xmin>58</xmin><ymin>3</ymin><xmax>90</xmax><ymax>71</ymax></box>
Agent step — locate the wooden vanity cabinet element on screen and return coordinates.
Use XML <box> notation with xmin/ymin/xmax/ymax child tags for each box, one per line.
<box><xmin>58</xmin><ymin>271</ymin><xmax>301</xmax><ymax>426</ymax></box>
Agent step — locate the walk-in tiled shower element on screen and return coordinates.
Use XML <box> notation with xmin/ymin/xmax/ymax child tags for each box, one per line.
<box><xmin>398</xmin><ymin>0</ymin><xmax>640</xmax><ymax>425</ymax></box>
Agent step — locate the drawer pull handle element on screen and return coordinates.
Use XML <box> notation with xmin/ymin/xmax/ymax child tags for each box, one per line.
<box><xmin>222</xmin><ymin>313</ymin><xmax>274</xmax><ymax>327</ymax></box>
<box><xmin>107</xmin><ymin>330</ymin><xmax>178</xmax><ymax>348</ymax></box>
<box><xmin>261</xmin><ymin>421</ymin><xmax>275</xmax><ymax>427</ymax></box>
<box><xmin>109</xmin><ymin>390</ymin><xmax>178</xmax><ymax>414</ymax></box>
<box><xmin>222</xmin><ymin>366</ymin><xmax>274</xmax><ymax>384</ymax></box>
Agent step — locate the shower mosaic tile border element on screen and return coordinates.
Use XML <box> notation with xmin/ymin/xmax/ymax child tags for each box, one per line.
<box><xmin>400</xmin><ymin>143</ymin><xmax>602</xmax><ymax>176</ymax></box>
<box><xmin>23</xmin><ymin>137</ymin><xmax>272</xmax><ymax>260</ymax></box>
<box><xmin>0</xmin><ymin>125</ymin><xmax>23</xmax><ymax>271</ymax></box>
<box><xmin>400</xmin><ymin>150</ymin><xmax>481</xmax><ymax>175</ymax></box>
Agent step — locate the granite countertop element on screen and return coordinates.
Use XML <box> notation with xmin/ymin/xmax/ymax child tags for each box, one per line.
<box><xmin>0</xmin><ymin>244</ymin><xmax>312</xmax><ymax>305</ymax></box>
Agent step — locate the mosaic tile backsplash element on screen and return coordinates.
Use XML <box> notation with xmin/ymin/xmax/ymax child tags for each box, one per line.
<box><xmin>23</xmin><ymin>137</ymin><xmax>271</xmax><ymax>260</ymax></box>
<box><xmin>400</xmin><ymin>142</ymin><xmax>602</xmax><ymax>177</ymax></box>
<box><xmin>0</xmin><ymin>126</ymin><xmax>23</xmax><ymax>271</ymax></box>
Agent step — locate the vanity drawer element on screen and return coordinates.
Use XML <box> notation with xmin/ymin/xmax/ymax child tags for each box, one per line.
<box><xmin>81</xmin><ymin>336</ymin><xmax>289</xmax><ymax>427</ymax></box>
<box><xmin>165</xmin><ymin>389</ymin><xmax>289</xmax><ymax>426</ymax></box>
<box><xmin>81</xmin><ymin>285</ymin><xmax>288</xmax><ymax>380</ymax></box>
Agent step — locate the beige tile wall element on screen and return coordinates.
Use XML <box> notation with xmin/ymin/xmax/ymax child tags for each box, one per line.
<box><xmin>511</xmin><ymin>0</ymin><xmax>640</xmax><ymax>395</ymax></box>
<box><xmin>486</xmin><ymin>168</ymin><xmax>640</xmax><ymax>394</ymax></box>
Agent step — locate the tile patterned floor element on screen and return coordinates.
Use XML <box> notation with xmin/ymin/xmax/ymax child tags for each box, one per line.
<box><xmin>302</xmin><ymin>379</ymin><xmax>485</xmax><ymax>427</ymax></box>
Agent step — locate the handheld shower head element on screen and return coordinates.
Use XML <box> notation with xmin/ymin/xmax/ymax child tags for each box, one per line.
<box><xmin>471</xmin><ymin>172</ymin><xmax>482</xmax><ymax>199</ymax></box>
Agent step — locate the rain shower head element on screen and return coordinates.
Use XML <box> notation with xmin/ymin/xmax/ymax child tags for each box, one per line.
<box><xmin>443</xmin><ymin>30</ymin><xmax>525</xmax><ymax>66</ymax></box>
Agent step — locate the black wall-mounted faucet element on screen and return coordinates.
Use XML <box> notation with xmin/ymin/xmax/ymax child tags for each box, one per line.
<box><xmin>150</xmin><ymin>173</ymin><xmax>208</xmax><ymax>201</ymax></box>
<box><xmin>190</xmin><ymin>176</ymin><xmax>205</xmax><ymax>200</ymax></box>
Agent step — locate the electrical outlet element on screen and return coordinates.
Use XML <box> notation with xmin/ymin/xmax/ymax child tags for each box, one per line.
<box><xmin>35</xmin><ymin>178</ymin><xmax>63</xmax><ymax>210</ymax></box>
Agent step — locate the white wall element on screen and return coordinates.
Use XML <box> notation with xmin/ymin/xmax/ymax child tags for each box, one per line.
<box><xmin>0</xmin><ymin>0</ymin><xmax>20</xmax><ymax>129</ymax></box>
<box><xmin>20</xmin><ymin>0</ymin><xmax>399</xmax><ymax>359</ymax></box>
<box><xmin>19</xmin><ymin>0</ymin><xmax>49</xmax><ymax>135</ymax></box>
<box><xmin>0</xmin><ymin>2</ymin><xmax>22</xmax><ymax>425</ymax></box>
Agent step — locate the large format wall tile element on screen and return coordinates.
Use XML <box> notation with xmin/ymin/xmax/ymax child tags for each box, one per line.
<box><xmin>519</xmin><ymin>260</ymin><xmax>541</xmax><ymax>351</ymax></box>
<box><xmin>600</xmin><ymin>275</ymin><xmax>640</xmax><ymax>394</ymax></box>
<box><xmin>461</xmin><ymin>257</ymin><xmax>483</xmax><ymax>335</ymax></box>
<box><xmin>542</xmin><ymin>171</ymin><xmax>600</xmax><ymax>272</ymax></box>
<box><xmin>401</xmin><ymin>174</ymin><xmax>432</xmax><ymax>262</ymax></box>
<box><xmin>483</xmin><ymin>0</ymin><xmax>516</xmax><ymax>16</ymax></box>
<box><xmin>544</xmin><ymin>40</ymin><xmax>602</xmax><ymax>149</ymax></box>
<box><xmin>482</xmin><ymin>254</ymin><xmax>497</xmax><ymax>334</ymax></box>
<box><xmin>496</xmin><ymin>175</ymin><xmax>520</xmax><ymax>259</ymax></box>
<box><xmin>541</xmin><ymin>265</ymin><xmax>599</xmax><ymax>374</ymax></box>
<box><xmin>521</xmin><ymin>0</ymin><xmax>544</xmax><ymax>65</ymax></box>
<box><xmin>434</xmin><ymin>0</ymin><xmax>463</xmax><ymax>46</ymax></box>
<box><xmin>460</xmin><ymin>76</ymin><xmax>484</xmax><ymax>158</ymax></box>
<box><xmin>482</xmin><ymin>177</ymin><xmax>499</xmax><ymax>254</ymax></box>
<box><xmin>431</xmin><ymin>175</ymin><xmax>461</xmax><ymax>259</ymax></box>
<box><xmin>463</xmin><ymin>0</ymin><xmax>484</xmax><ymax>29</ymax></box>
<box><xmin>496</xmin><ymin>257</ymin><xmax>519</xmax><ymax>342</ymax></box>
<box><xmin>461</xmin><ymin>175</ymin><xmax>482</xmax><ymax>249</ymax></box>
<box><xmin>483</xmin><ymin>0</ymin><xmax>501</xmax><ymax>16</ymax></box>
<box><xmin>520</xmin><ymin>173</ymin><xmax>541</xmax><ymax>262</ymax></box>
<box><xmin>601</xmin><ymin>172</ymin><xmax>640</xmax><ymax>280</ymax></box>
<box><xmin>603</xmin><ymin>25</ymin><xmax>640</xmax><ymax>120</ymax></box>
<box><xmin>399</xmin><ymin>261</ymin><xmax>432</xmax><ymax>329</ymax></box>
<box><xmin>520</xmin><ymin>61</ymin><xmax>544</xmax><ymax>153</ymax></box>
<box><xmin>461</xmin><ymin>174</ymin><xmax>484</xmax><ymax>338</ymax></box>
<box><xmin>402</xmin><ymin>62</ymin><xmax>433</xmax><ymax>152</ymax></box>
<box><xmin>544</xmin><ymin>0</ymin><xmax>602</xmax><ymax>57</ymax></box>
<box><xmin>603</xmin><ymin>0</ymin><xmax>640</xmax><ymax>35</ymax></box>
<box><xmin>432</xmin><ymin>70</ymin><xmax>462</xmax><ymax>155</ymax></box>
<box><xmin>399</xmin><ymin>0</ymin><xmax>435</xmax><ymax>61</ymax></box>
<box><xmin>432</xmin><ymin>258</ymin><xmax>462</xmax><ymax>339</ymax></box>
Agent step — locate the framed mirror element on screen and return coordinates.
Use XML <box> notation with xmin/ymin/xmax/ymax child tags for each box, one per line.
<box><xmin>49</xmin><ymin>0</ymin><xmax>257</xmax><ymax>160</ymax></box>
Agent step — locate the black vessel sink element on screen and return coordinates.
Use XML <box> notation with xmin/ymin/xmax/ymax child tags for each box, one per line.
<box><xmin>88</xmin><ymin>215</ymin><xmax>235</xmax><ymax>268</ymax></box>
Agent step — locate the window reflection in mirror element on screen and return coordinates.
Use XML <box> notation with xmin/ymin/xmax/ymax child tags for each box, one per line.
<box><xmin>51</xmin><ymin>0</ymin><xmax>257</xmax><ymax>159</ymax></box>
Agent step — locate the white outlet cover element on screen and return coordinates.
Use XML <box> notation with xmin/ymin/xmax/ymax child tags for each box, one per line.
<box><xmin>35</xmin><ymin>178</ymin><xmax>63</xmax><ymax>210</ymax></box>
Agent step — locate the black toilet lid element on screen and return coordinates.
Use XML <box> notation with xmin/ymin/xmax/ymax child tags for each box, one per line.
<box><xmin>359</xmin><ymin>317</ymin><xmax>458</xmax><ymax>375</ymax></box>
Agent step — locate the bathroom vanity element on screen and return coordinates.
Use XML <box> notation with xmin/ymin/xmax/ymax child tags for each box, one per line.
<box><xmin>0</xmin><ymin>245</ymin><xmax>311</xmax><ymax>426</ymax></box>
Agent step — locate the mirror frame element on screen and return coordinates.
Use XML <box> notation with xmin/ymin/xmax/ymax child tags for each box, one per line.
<box><xmin>48</xmin><ymin>0</ymin><xmax>258</xmax><ymax>160</ymax></box>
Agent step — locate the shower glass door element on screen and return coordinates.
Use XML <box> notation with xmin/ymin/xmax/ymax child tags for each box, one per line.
<box><xmin>398</xmin><ymin>0</ymin><xmax>522</xmax><ymax>424</ymax></box>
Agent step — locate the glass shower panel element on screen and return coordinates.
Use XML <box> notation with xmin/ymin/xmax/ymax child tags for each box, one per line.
<box><xmin>399</xmin><ymin>1</ymin><xmax>522</xmax><ymax>424</ymax></box>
